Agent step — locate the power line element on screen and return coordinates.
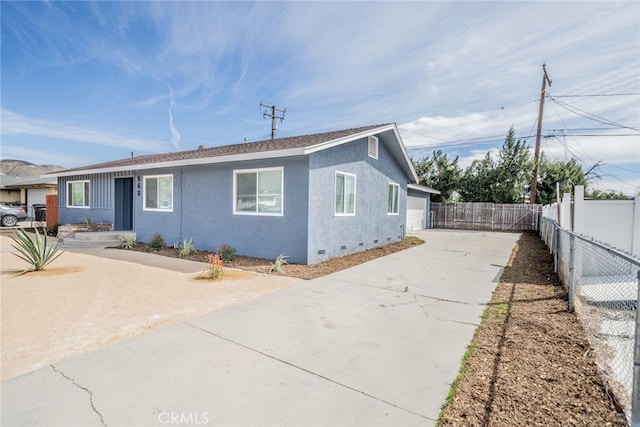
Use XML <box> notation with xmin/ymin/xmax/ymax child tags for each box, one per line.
<box><xmin>545</xmin><ymin>133</ymin><xmax>639</xmax><ymax>137</ymax></box>
<box><xmin>550</xmin><ymin>93</ymin><xmax>640</xmax><ymax>98</ymax></box>
<box><xmin>548</xmin><ymin>97</ymin><xmax>640</xmax><ymax>131</ymax></box>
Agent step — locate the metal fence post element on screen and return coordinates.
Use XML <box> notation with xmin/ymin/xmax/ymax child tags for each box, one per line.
<box><xmin>632</xmin><ymin>270</ymin><xmax>640</xmax><ymax>427</ymax></box>
<box><xmin>553</xmin><ymin>225</ymin><xmax>559</xmax><ymax>274</ymax></box>
<box><xmin>568</xmin><ymin>233</ymin><xmax>575</xmax><ymax>312</ymax></box>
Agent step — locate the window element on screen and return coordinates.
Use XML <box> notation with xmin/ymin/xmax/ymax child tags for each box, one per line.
<box><xmin>335</xmin><ymin>172</ymin><xmax>356</xmax><ymax>215</ymax></box>
<box><xmin>67</xmin><ymin>180</ymin><xmax>89</xmax><ymax>207</ymax></box>
<box><xmin>234</xmin><ymin>167</ymin><xmax>283</xmax><ymax>215</ymax></box>
<box><xmin>388</xmin><ymin>183</ymin><xmax>399</xmax><ymax>214</ymax></box>
<box><xmin>144</xmin><ymin>175</ymin><xmax>173</xmax><ymax>211</ymax></box>
<box><xmin>368</xmin><ymin>135</ymin><xmax>378</xmax><ymax>159</ymax></box>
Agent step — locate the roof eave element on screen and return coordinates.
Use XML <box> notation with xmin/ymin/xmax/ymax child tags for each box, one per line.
<box><xmin>46</xmin><ymin>147</ymin><xmax>307</xmax><ymax>178</ymax></box>
<box><xmin>303</xmin><ymin>124</ymin><xmax>396</xmax><ymax>155</ymax></box>
<box><xmin>408</xmin><ymin>183</ymin><xmax>441</xmax><ymax>195</ymax></box>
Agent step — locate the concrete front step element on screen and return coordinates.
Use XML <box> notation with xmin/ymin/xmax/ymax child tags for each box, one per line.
<box><xmin>61</xmin><ymin>238</ymin><xmax>122</xmax><ymax>248</ymax></box>
<box><xmin>60</xmin><ymin>230</ymin><xmax>134</xmax><ymax>249</ymax></box>
<box><xmin>73</xmin><ymin>231</ymin><xmax>133</xmax><ymax>241</ymax></box>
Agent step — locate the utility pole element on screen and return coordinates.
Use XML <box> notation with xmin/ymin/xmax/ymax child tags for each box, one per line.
<box><xmin>260</xmin><ymin>102</ymin><xmax>286</xmax><ymax>140</ymax></box>
<box><xmin>530</xmin><ymin>63</ymin><xmax>552</xmax><ymax>205</ymax></box>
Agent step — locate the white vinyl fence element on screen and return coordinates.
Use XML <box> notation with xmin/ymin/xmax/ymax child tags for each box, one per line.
<box><xmin>542</xmin><ymin>187</ymin><xmax>640</xmax><ymax>257</ymax></box>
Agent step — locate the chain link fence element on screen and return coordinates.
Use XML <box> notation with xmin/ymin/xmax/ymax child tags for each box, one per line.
<box><xmin>540</xmin><ymin>216</ymin><xmax>639</xmax><ymax>423</ymax></box>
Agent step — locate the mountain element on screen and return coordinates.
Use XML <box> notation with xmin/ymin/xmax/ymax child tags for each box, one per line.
<box><xmin>0</xmin><ymin>159</ymin><xmax>65</xmax><ymax>176</ymax></box>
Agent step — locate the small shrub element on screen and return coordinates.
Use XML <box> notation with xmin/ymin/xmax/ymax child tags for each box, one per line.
<box><xmin>269</xmin><ymin>253</ymin><xmax>289</xmax><ymax>275</ymax></box>
<box><xmin>47</xmin><ymin>223</ymin><xmax>59</xmax><ymax>236</ymax></box>
<box><xmin>199</xmin><ymin>253</ymin><xmax>224</xmax><ymax>279</ymax></box>
<box><xmin>218</xmin><ymin>243</ymin><xmax>236</xmax><ymax>263</ymax></box>
<box><xmin>148</xmin><ymin>232</ymin><xmax>165</xmax><ymax>251</ymax></box>
<box><xmin>179</xmin><ymin>237</ymin><xmax>197</xmax><ymax>257</ymax></box>
<box><xmin>9</xmin><ymin>227</ymin><xmax>64</xmax><ymax>274</ymax></box>
<box><xmin>84</xmin><ymin>217</ymin><xmax>94</xmax><ymax>225</ymax></box>
<box><xmin>119</xmin><ymin>233</ymin><xmax>136</xmax><ymax>249</ymax></box>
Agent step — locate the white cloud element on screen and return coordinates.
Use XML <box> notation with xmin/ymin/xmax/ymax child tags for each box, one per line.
<box><xmin>1</xmin><ymin>109</ymin><xmax>168</xmax><ymax>153</ymax></box>
<box><xmin>166</xmin><ymin>84</ymin><xmax>182</xmax><ymax>150</ymax></box>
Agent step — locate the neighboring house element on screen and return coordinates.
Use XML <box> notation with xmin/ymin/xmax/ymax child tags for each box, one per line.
<box><xmin>47</xmin><ymin>123</ymin><xmax>436</xmax><ymax>264</ymax></box>
<box><xmin>0</xmin><ymin>175</ymin><xmax>58</xmax><ymax>217</ymax></box>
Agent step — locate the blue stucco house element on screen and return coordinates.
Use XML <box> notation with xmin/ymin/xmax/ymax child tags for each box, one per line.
<box><xmin>48</xmin><ymin>123</ymin><xmax>436</xmax><ymax>264</ymax></box>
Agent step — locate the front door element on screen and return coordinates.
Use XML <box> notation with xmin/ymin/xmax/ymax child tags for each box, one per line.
<box><xmin>114</xmin><ymin>178</ymin><xmax>133</xmax><ymax>230</ymax></box>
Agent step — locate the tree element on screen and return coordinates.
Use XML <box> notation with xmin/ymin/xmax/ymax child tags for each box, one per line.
<box><xmin>585</xmin><ymin>189</ymin><xmax>629</xmax><ymax>200</ymax></box>
<box><xmin>459</xmin><ymin>128</ymin><xmax>533</xmax><ymax>203</ymax></box>
<box><xmin>536</xmin><ymin>155</ymin><xmax>587</xmax><ymax>205</ymax></box>
<box><xmin>413</xmin><ymin>150</ymin><xmax>461</xmax><ymax>202</ymax></box>
<box><xmin>459</xmin><ymin>153</ymin><xmax>495</xmax><ymax>202</ymax></box>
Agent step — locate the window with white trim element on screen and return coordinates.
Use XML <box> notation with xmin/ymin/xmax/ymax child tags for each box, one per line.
<box><xmin>144</xmin><ymin>175</ymin><xmax>173</xmax><ymax>211</ymax></box>
<box><xmin>368</xmin><ymin>135</ymin><xmax>378</xmax><ymax>159</ymax></box>
<box><xmin>67</xmin><ymin>180</ymin><xmax>90</xmax><ymax>208</ymax></box>
<box><xmin>234</xmin><ymin>167</ymin><xmax>283</xmax><ymax>215</ymax></box>
<box><xmin>388</xmin><ymin>183</ymin><xmax>399</xmax><ymax>214</ymax></box>
<box><xmin>335</xmin><ymin>172</ymin><xmax>356</xmax><ymax>216</ymax></box>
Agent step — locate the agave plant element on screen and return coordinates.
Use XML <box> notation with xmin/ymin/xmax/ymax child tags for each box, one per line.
<box><xmin>269</xmin><ymin>253</ymin><xmax>289</xmax><ymax>275</ymax></box>
<box><xmin>179</xmin><ymin>237</ymin><xmax>197</xmax><ymax>257</ymax></box>
<box><xmin>10</xmin><ymin>228</ymin><xmax>64</xmax><ymax>273</ymax></box>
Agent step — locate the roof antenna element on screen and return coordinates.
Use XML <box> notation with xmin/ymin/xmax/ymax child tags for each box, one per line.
<box><xmin>260</xmin><ymin>101</ymin><xmax>286</xmax><ymax>140</ymax></box>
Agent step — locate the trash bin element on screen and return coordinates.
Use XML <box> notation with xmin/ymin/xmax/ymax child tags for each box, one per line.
<box><xmin>33</xmin><ymin>204</ymin><xmax>46</xmax><ymax>222</ymax></box>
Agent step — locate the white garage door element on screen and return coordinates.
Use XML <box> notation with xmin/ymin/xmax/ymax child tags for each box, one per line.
<box><xmin>407</xmin><ymin>196</ymin><xmax>426</xmax><ymax>231</ymax></box>
<box><xmin>26</xmin><ymin>189</ymin><xmax>50</xmax><ymax>218</ymax></box>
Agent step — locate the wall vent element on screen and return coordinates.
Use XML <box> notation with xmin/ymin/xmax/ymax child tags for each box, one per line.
<box><xmin>368</xmin><ymin>135</ymin><xmax>378</xmax><ymax>159</ymax></box>
<box><xmin>317</xmin><ymin>249</ymin><xmax>325</xmax><ymax>255</ymax></box>
<box><xmin>374</xmin><ymin>239</ymin><xmax>379</xmax><ymax>244</ymax></box>
<box><xmin>359</xmin><ymin>242</ymin><xmax>364</xmax><ymax>247</ymax></box>
<box><xmin>340</xmin><ymin>245</ymin><xmax>347</xmax><ymax>250</ymax></box>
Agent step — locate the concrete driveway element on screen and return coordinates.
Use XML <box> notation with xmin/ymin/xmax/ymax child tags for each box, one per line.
<box><xmin>1</xmin><ymin>229</ymin><xmax>519</xmax><ymax>426</ymax></box>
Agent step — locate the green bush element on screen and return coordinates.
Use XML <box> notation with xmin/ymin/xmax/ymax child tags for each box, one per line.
<box><xmin>148</xmin><ymin>232</ymin><xmax>165</xmax><ymax>251</ymax></box>
<box><xmin>9</xmin><ymin>227</ymin><xmax>64</xmax><ymax>274</ymax></box>
<box><xmin>218</xmin><ymin>243</ymin><xmax>236</xmax><ymax>263</ymax></box>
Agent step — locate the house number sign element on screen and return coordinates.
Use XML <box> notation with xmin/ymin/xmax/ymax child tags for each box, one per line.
<box><xmin>137</xmin><ymin>176</ymin><xmax>141</xmax><ymax>196</ymax></box>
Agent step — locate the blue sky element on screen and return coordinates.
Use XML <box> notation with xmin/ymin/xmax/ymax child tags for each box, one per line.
<box><xmin>1</xmin><ymin>1</ymin><xmax>639</xmax><ymax>195</ymax></box>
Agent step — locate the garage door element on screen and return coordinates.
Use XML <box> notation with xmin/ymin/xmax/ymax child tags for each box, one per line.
<box><xmin>26</xmin><ymin>189</ymin><xmax>50</xmax><ymax>218</ymax></box>
<box><xmin>407</xmin><ymin>196</ymin><xmax>426</xmax><ymax>231</ymax></box>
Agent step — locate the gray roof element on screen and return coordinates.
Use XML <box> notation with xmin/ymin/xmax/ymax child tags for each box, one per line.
<box><xmin>47</xmin><ymin>124</ymin><xmax>419</xmax><ymax>183</ymax></box>
<box><xmin>0</xmin><ymin>175</ymin><xmax>57</xmax><ymax>188</ymax></box>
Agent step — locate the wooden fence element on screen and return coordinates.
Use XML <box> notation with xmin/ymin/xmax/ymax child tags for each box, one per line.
<box><xmin>430</xmin><ymin>202</ymin><xmax>542</xmax><ymax>231</ymax></box>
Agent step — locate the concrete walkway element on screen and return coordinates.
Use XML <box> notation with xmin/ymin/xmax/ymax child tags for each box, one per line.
<box><xmin>1</xmin><ymin>230</ymin><xmax>520</xmax><ymax>426</ymax></box>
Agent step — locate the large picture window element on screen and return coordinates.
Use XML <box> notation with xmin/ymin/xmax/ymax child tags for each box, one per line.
<box><xmin>234</xmin><ymin>167</ymin><xmax>283</xmax><ymax>215</ymax></box>
<box><xmin>335</xmin><ymin>172</ymin><xmax>356</xmax><ymax>216</ymax></box>
<box><xmin>144</xmin><ymin>175</ymin><xmax>173</xmax><ymax>211</ymax></box>
<box><xmin>67</xmin><ymin>180</ymin><xmax>90</xmax><ymax>208</ymax></box>
<box><xmin>388</xmin><ymin>183</ymin><xmax>399</xmax><ymax>214</ymax></box>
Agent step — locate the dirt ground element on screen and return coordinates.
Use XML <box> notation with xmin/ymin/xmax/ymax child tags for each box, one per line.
<box><xmin>439</xmin><ymin>232</ymin><xmax>627</xmax><ymax>426</ymax></box>
<box><xmin>0</xmin><ymin>233</ymin><xmax>303</xmax><ymax>381</ymax></box>
<box><xmin>126</xmin><ymin>236</ymin><xmax>425</xmax><ymax>280</ymax></box>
